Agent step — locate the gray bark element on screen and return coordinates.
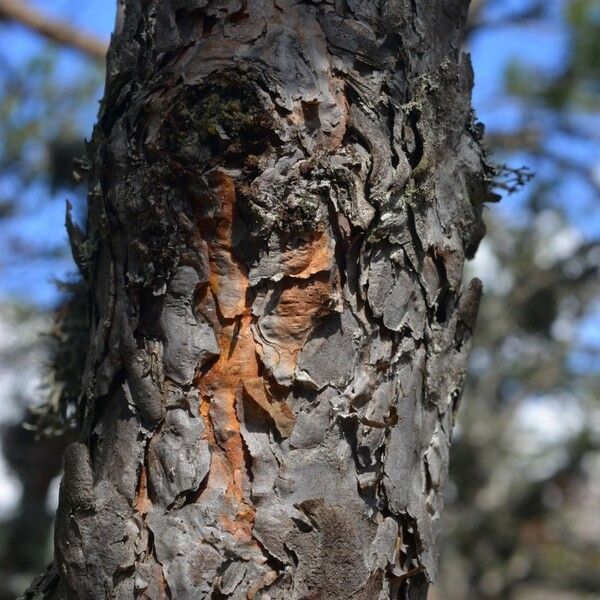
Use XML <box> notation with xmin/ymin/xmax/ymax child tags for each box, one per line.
<box><xmin>23</xmin><ymin>1</ymin><xmax>492</xmax><ymax>598</ymax></box>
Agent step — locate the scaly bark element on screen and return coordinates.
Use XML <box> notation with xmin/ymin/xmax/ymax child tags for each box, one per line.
<box><xmin>23</xmin><ymin>1</ymin><xmax>493</xmax><ymax>598</ymax></box>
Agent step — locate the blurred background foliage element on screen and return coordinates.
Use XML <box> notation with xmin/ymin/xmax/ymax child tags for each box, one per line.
<box><xmin>0</xmin><ymin>1</ymin><xmax>598</xmax><ymax>599</ymax></box>
<box><xmin>436</xmin><ymin>1</ymin><xmax>600</xmax><ymax>598</ymax></box>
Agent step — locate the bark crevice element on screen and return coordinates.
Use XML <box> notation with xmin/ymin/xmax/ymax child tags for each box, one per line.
<box><xmin>23</xmin><ymin>1</ymin><xmax>491</xmax><ymax>598</ymax></box>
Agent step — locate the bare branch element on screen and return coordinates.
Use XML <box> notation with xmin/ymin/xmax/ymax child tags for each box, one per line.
<box><xmin>0</xmin><ymin>0</ymin><xmax>107</xmax><ymax>60</ymax></box>
<box><xmin>492</xmin><ymin>163</ymin><xmax>535</xmax><ymax>195</ymax></box>
<box><xmin>487</xmin><ymin>129</ymin><xmax>600</xmax><ymax>193</ymax></box>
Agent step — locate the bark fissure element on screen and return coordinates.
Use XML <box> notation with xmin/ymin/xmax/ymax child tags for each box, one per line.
<box><xmin>22</xmin><ymin>1</ymin><xmax>493</xmax><ymax>599</ymax></box>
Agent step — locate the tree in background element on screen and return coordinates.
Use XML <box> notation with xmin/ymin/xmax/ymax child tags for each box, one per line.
<box><xmin>0</xmin><ymin>6</ymin><xmax>104</xmax><ymax>597</ymax></box>
<box><xmin>435</xmin><ymin>1</ymin><xmax>600</xmax><ymax>598</ymax></box>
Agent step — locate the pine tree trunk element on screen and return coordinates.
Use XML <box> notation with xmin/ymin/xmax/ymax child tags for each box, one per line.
<box><xmin>23</xmin><ymin>1</ymin><xmax>491</xmax><ymax>598</ymax></box>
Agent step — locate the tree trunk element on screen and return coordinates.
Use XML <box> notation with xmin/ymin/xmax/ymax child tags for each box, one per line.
<box><xmin>24</xmin><ymin>1</ymin><xmax>491</xmax><ymax>598</ymax></box>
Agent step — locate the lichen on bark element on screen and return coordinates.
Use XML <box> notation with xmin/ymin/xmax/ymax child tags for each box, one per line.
<box><xmin>23</xmin><ymin>1</ymin><xmax>494</xmax><ymax>599</ymax></box>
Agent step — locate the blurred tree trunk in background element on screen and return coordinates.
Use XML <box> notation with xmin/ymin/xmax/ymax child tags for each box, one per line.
<box><xmin>0</xmin><ymin>425</ymin><xmax>68</xmax><ymax>600</ymax></box>
<box><xmin>23</xmin><ymin>1</ymin><xmax>492</xmax><ymax>598</ymax></box>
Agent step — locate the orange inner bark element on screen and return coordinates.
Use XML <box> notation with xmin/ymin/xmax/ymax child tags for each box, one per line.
<box><xmin>192</xmin><ymin>171</ymin><xmax>258</xmax><ymax>541</ymax></box>
<box><xmin>134</xmin><ymin>465</ymin><xmax>152</xmax><ymax>516</ymax></box>
<box><xmin>189</xmin><ymin>170</ymin><xmax>335</xmax><ymax>543</ymax></box>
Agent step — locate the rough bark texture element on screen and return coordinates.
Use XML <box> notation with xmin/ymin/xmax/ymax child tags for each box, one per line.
<box><xmin>23</xmin><ymin>1</ymin><xmax>492</xmax><ymax>598</ymax></box>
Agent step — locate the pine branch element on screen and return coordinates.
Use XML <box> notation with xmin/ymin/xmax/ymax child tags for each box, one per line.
<box><xmin>0</xmin><ymin>0</ymin><xmax>107</xmax><ymax>60</ymax></box>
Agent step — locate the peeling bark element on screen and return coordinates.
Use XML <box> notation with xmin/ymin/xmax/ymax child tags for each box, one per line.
<box><xmin>23</xmin><ymin>1</ymin><xmax>493</xmax><ymax>598</ymax></box>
